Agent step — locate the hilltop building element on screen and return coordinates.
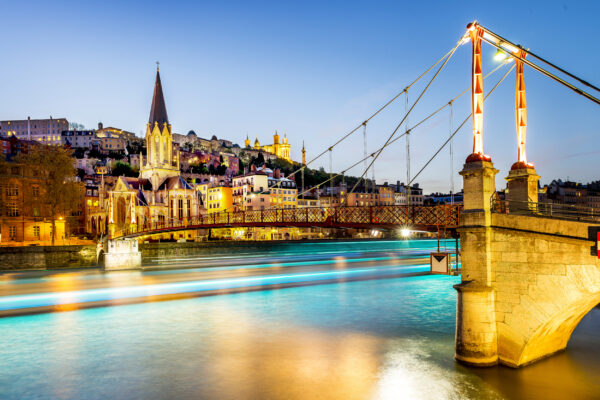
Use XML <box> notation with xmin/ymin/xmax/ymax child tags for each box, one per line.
<box><xmin>244</xmin><ymin>131</ymin><xmax>291</xmax><ymax>162</ymax></box>
<box><xmin>0</xmin><ymin>117</ymin><xmax>68</xmax><ymax>145</ymax></box>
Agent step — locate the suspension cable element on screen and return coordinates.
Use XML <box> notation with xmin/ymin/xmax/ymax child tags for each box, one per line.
<box><xmin>363</xmin><ymin>122</ymin><xmax>367</xmax><ymax>190</ymax></box>
<box><xmin>409</xmin><ymin>64</ymin><xmax>515</xmax><ymax>186</ymax></box>
<box><xmin>477</xmin><ymin>23</ymin><xmax>600</xmax><ymax>93</ymax></box>
<box><xmin>449</xmin><ymin>100</ymin><xmax>454</xmax><ymax>205</ymax></box>
<box><xmin>254</xmin><ymin>37</ymin><xmax>477</xmax><ymax>203</ymax></box>
<box><xmin>297</xmin><ymin>62</ymin><xmax>512</xmax><ymax>199</ymax></box>
<box><xmin>304</xmin><ymin>43</ymin><xmax>463</xmax><ymax>170</ymax></box>
<box><xmin>222</xmin><ymin>38</ymin><xmax>505</xmax><ymax>212</ymax></box>
<box><xmin>479</xmin><ymin>36</ymin><xmax>600</xmax><ymax>106</ymax></box>
<box><xmin>405</xmin><ymin>88</ymin><xmax>410</xmax><ymax>206</ymax></box>
<box><xmin>348</xmin><ymin>36</ymin><xmax>464</xmax><ymax>197</ymax></box>
<box><xmin>329</xmin><ymin>147</ymin><xmax>333</xmax><ymax>199</ymax></box>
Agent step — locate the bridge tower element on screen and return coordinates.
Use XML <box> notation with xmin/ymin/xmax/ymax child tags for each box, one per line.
<box><xmin>455</xmin><ymin>22</ymin><xmax>600</xmax><ymax>368</ymax></box>
<box><xmin>454</xmin><ymin>22</ymin><xmax>500</xmax><ymax>367</ymax></box>
<box><xmin>505</xmin><ymin>49</ymin><xmax>540</xmax><ymax>211</ymax></box>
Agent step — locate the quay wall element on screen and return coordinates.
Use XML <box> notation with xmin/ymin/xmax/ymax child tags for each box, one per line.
<box><xmin>0</xmin><ymin>245</ymin><xmax>98</xmax><ymax>271</ymax></box>
<box><xmin>0</xmin><ymin>239</ymin><xmax>389</xmax><ymax>271</ymax></box>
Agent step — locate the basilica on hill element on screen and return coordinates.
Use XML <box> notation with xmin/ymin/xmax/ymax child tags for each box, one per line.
<box><xmin>107</xmin><ymin>67</ymin><xmax>202</xmax><ymax>235</ymax></box>
<box><xmin>244</xmin><ymin>131</ymin><xmax>292</xmax><ymax>162</ymax></box>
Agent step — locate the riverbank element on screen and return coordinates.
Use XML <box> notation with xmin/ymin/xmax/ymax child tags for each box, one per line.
<box><xmin>0</xmin><ymin>238</ymin><xmax>442</xmax><ymax>271</ymax></box>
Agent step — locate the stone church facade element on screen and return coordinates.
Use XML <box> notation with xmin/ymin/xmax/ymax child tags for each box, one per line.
<box><xmin>108</xmin><ymin>68</ymin><xmax>202</xmax><ymax>236</ymax></box>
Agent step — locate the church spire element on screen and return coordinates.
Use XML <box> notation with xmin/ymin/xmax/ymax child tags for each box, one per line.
<box><xmin>149</xmin><ymin>65</ymin><xmax>169</xmax><ymax>125</ymax></box>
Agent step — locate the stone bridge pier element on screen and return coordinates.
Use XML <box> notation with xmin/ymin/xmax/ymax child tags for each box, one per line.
<box><xmin>103</xmin><ymin>238</ymin><xmax>142</xmax><ymax>270</ymax></box>
<box><xmin>454</xmin><ymin>160</ymin><xmax>600</xmax><ymax>368</ymax></box>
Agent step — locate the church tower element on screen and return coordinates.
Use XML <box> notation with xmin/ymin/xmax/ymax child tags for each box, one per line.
<box><xmin>140</xmin><ymin>66</ymin><xmax>180</xmax><ymax>188</ymax></box>
<box><xmin>244</xmin><ymin>134</ymin><xmax>250</xmax><ymax>148</ymax></box>
<box><xmin>302</xmin><ymin>141</ymin><xmax>306</xmax><ymax>166</ymax></box>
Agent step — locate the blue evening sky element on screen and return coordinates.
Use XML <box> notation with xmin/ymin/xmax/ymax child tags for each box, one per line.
<box><xmin>1</xmin><ymin>0</ymin><xmax>599</xmax><ymax>192</ymax></box>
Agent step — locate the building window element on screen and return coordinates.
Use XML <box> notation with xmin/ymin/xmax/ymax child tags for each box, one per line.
<box><xmin>7</xmin><ymin>203</ymin><xmax>19</xmax><ymax>217</ymax></box>
<box><xmin>33</xmin><ymin>206</ymin><xmax>40</xmax><ymax>217</ymax></box>
<box><xmin>187</xmin><ymin>199</ymin><xmax>191</xmax><ymax>217</ymax></box>
<box><xmin>32</xmin><ymin>186</ymin><xmax>40</xmax><ymax>198</ymax></box>
<box><xmin>178</xmin><ymin>199</ymin><xmax>183</xmax><ymax>218</ymax></box>
<box><xmin>33</xmin><ymin>226</ymin><xmax>40</xmax><ymax>238</ymax></box>
<box><xmin>6</xmin><ymin>185</ymin><xmax>18</xmax><ymax>197</ymax></box>
<box><xmin>9</xmin><ymin>226</ymin><xmax>16</xmax><ymax>239</ymax></box>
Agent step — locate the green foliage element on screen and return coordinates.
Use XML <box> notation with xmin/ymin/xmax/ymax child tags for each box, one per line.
<box><xmin>112</xmin><ymin>161</ymin><xmax>137</xmax><ymax>177</ymax></box>
<box><xmin>189</xmin><ymin>162</ymin><xmax>208</xmax><ymax>174</ymax></box>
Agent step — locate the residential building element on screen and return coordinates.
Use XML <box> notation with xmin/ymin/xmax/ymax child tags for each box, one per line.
<box><xmin>62</xmin><ymin>130</ymin><xmax>98</xmax><ymax>148</ymax></box>
<box><xmin>393</xmin><ymin>182</ymin><xmax>424</xmax><ymax>206</ymax></box>
<box><xmin>232</xmin><ymin>170</ymin><xmax>270</xmax><ymax>211</ymax></box>
<box><xmin>206</xmin><ymin>184</ymin><xmax>233</xmax><ymax>214</ymax></box>
<box><xmin>0</xmin><ymin>116</ymin><xmax>68</xmax><ymax>144</ymax></box>
<box><xmin>297</xmin><ymin>194</ymin><xmax>320</xmax><ymax>208</ymax></box>
<box><xmin>0</xmin><ymin>162</ymin><xmax>66</xmax><ymax>243</ymax></box>
<box><xmin>268</xmin><ymin>169</ymin><xmax>297</xmax><ymax>209</ymax></box>
<box><xmin>98</xmin><ymin>131</ymin><xmax>127</xmax><ymax>154</ymax></box>
<box><xmin>96</xmin><ymin>123</ymin><xmax>136</xmax><ymax>143</ymax></box>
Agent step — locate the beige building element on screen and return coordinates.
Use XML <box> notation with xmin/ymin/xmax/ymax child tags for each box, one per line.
<box><xmin>0</xmin><ymin>117</ymin><xmax>68</xmax><ymax>145</ymax></box>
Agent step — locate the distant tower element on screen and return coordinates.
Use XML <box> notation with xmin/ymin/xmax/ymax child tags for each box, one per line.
<box><xmin>254</xmin><ymin>137</ymin><xmax>261</xmax><ymax>149</ymax></box>
<box><xmin>140</xmin><ymin>65</ymin><xmax>179</xmax><ymax>188</ymax></box>
<box><xmin>244</xmin><ymin>134</ymin><xmax>250</xmax><ymax>148</ymax></box>
<box><xmin>283</xmin><ymin>133</ymin><xmax>288</xmax><ymax>144</ymax></box>
<box><xmin>302</xmin><ymin>141</ymin><xmax>306</xmax><ymax>166</ymax></box>
<box><xmin>273</xmin><ymin>130</ymin><xmax>280</xmax><ymax>144</ymax></box>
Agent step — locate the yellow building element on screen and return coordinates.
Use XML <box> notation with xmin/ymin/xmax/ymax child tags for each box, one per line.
<box><xmin>269</xmin><ymin>185</ymin><xmax>297</xmax><ymax>209</ymax></box>
<box><xmin>206</xmin><ymin>185</ymin><xmax>233</xmax><ymax>214</ymax></box>
<box><xmin>244</xmin><ymin>131</ymin><xmax>291</xmax><ymax>161</ymax></box>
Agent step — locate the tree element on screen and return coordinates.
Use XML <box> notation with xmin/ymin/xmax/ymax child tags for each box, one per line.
<box><xmin>112</xmin><ymin>161</ymin><xmax>137</xmax><ymax>177</ymax></box>
<box><xmin>16</xmin><ymin>145</ymin><xmax>82</xmax><ymax>245</ymax></box>
<box><xmin>256</xmin><ymin>151</ymin><xmax>265</xmax><ymax>165</ymax></box>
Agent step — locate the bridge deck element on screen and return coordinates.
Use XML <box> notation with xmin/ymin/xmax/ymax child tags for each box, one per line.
<box><xmin>111</xmin><ymin>205</ymin><xmax>461</xmax><ymax>239</ymax></box>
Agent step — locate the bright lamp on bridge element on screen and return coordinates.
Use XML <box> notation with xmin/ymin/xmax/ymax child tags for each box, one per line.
<box><xmin>494</xmin><ymin>49</ymin><xmax>508</xmax><ymax>62</ymax></box>
<box><xmin>400</xmin><ymin>228</ymin><xmax>411</xmax><ymax>238</ymax></box>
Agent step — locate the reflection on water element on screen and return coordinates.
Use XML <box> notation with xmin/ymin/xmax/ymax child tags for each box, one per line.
<box><xmin>0</xmin><ymin>242</ymin><xmax>599</xmax><ymax>399</ymax></box>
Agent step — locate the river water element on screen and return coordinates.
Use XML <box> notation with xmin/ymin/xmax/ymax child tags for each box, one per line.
<box><xmin>0</xmin><ymin>240</ymin><xmax>599</xmax><ymax>399</ymax></box>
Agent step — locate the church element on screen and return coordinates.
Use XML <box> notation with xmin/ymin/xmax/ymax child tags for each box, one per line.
<box><xmin>244</xmin><ymin>131</ymin><xmax>292</xmax><ymax>162</ymax></box>
<box><xmin>107</xmin><ymin>67</ymin><xmax>202</xmax><ymax>236</ymax></box>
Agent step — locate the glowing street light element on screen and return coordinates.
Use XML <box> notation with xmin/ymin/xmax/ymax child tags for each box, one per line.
<box><xmin>399</xmin><ymin>228</ymin><xmax>411</xmax><ymax>238</ymax></box>
<box><xmin>494</xmin><ymin>49</ymin><xmax>508</xmax><ymax>62</ymax></box>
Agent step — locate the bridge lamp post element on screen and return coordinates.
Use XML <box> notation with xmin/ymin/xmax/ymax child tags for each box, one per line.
<box><xmin>399</xmin><ymin>228</ymin><xmax>412</xmax><ymax>239</ymax></box>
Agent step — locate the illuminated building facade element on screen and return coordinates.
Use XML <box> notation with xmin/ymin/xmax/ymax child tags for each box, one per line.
<box><xmin>0</xmin><ymin>116</ymin><xmax>68</xmax><ymax>144</ymax></box>
<box><xmin>107</xmin><ymin>68</ymin><xmax>202</xmax><ymax>235</ymax></box>
<box><xmin>0</xmin><ymin>163</ymin><xmax>66</xmax><ymax>243</ymax></box>
<box><xmin>206</xmin><ymin>185</ymin><xmax>233</xmax><ymax>214</ymax></box>
<box><xmin>244</xmin><ymin>131</ymin><xmax>292</xmax><ymax>162</ymax></box>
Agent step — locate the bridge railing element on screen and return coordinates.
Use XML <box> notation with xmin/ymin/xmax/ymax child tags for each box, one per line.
<box><xmin>491</xmin><ymin>198</ymin><xmax>600</xmax><ymax>223</ymax></box>
<box><xmin>110</xmin><ymin>204</ymin><xmax>461</xmax><ymax>239</ymax></box>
